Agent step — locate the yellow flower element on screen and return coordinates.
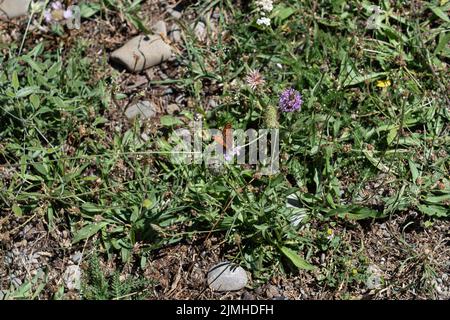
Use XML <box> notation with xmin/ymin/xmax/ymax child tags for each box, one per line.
<box><xmin>352</xmin><ymin>268</ymin><xmax>358</xmax><ymax>275</ymax></box>
<box><xmin>142</xmin><ymin>199</ymin><xmax>152</xmax><ymax>209</ymax></box>
<box><xmin>376</xmin><ymin>79</ymin><xmax>391</xmax><ymax>88</ymax></box>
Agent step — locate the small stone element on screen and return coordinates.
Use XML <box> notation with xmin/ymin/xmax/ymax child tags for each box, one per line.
<box><xmin>63</xmin><ymin>265</ymin><xmax>81</xmax><ymax>291</ymax></box>
<box><xmin>265</xmin><ymin>284</ymin><xmax>279</xmax><ymax>299</ymax></box>
<box><xmin>158</xmin><ymin>71</ymin><xmax>169</xmax><ymax>80</ymax></box>
<box><xmin>0</xmin><ymin>0</ymin><xmax>31</xmax><ymax>19</ymax></box>
<box><xmin>273</xmin><ymin>296</ymin><xmax>289</xmax><ymax>300</ymax></box>
<box><xmin>167</xmin><ymin>103</ymin><xmax>180</xmax><ymax>115</ymax></box>
<box><xmin>163</xmin><ymin>88</ymin><xmax>174</xmax><ymax>95</ymax></box>
<box><xmin>10</xmin><ymin>275</ymin><xmax>22</xmax><ymax>288</ymax></box>
<box><xmin>175</xmin><ymin>95</ymin><xmax>185</xmax><ymax>105</ymax></box>
<box><xmin>241</xmin><ymin>291</ymin><xmax>255</xmax><ymax>300</ymax></box>
<box><xmin>207</xmin><ymin>262</ymin><xmax>248</xmax><ymax>292</ymax></box>
<box><xmin>140</xmin><ymin>132</ymin><xmax>150</xmax><ymax>142</ymax></box>
<box><xmin>125</xmin><ymin>101</ymin><xmax>157</xmax><ymax>120</ymax></box>
<box><xmin>70</xmin><ymin>251</ymin><xmax>83</xmax><ymax>264</ymax></box>
<box><xmin>193</xmin><ymin>21</ymin><xmax>207</xmax><ymax>42</ymax></box>
<box><xmin>111</xmin><ymin>35</ymin><xmax>172</xmax><ymax>72</ymax></box>
<box><xmin>169</xmin><ymin>24</ymin><xmax>182</xmax><ymax>43</ymax></box>
<box><xmin>167</xmin><ymin>8</ymin><xmax>182</xmax><ymax>19</ymax></box>
<box><xmin>208</xmin><ymin>98</ymin><xmax>218</xmax><ymax>109</ymax></box>
<box><xmin>152</xmin><ymin>20</ymin><xmax>167</xmax><ymax>37</ymax></box>
<box><xmin>366</xmin><ymin>264</ymin><xmax>383</xmax><ymax>290</ymax></box>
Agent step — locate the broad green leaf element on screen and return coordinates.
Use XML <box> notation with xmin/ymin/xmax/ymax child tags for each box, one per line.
<box><xmin>418</xmin><ymin>205</ymin><xmax>448</xmax><ymax>217</ymax></box>
<box><xmin>273</xmin><ymin>4</ymin><xmax>295</xmax><ymax>23</ymax></box>
<box><xmin>12</xmin><ymin>204</ymin><xmax>23</xmax><ymax>217</ymax></box>
<box><xmin>72</xmin><ymin>222</ymin><xmax>108</xmax><ymax>244</ymax></box>
<box><xmin>409</xmin><ymin>160</ymin><xmax>420</xmax><ymax>183</ymax></box>
<box><xmin>11</xmin><ymin>71</ymin><xmax>19</xmax><ymax>91</ymax></box>
<box><xmin>160</xmin><ymin>115</ymin><xmax>183</xmax><ymax>127</ymax></box>
<box><xmin>79</xmin><ymin>3</ymin><xmax>101</xmax><ymax>18</ymax></box>
<box><xmin>363</xmin><ymin>149</ymin><xmax>397</xmax><ymax>175</ymax></box>
<box><xmin>280</xmin><ymin>246</ymin><xmax>315</xmax><ymax>270</ymax></box>
<box><xmin>326</xmin><ymin>206</ymin><xmax>384</xmax><ymax>220</ymax></box>
<box><xmin>429</xmin><ymin>5</ymin><xmax>450</xmax><ymax>22</ymax></box>
<box><xmin>16</xmin><ymin>86</ymin><xmax>40</xmax><ymax>98</ymax></box>
<box><xmin>387</xmin><ymin>127</ymin><xmax>398</xmax><ymax>145</ymax></box>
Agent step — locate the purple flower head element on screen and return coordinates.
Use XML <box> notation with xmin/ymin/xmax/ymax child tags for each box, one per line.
<box><xmin>44</xmin><ymin>10</ymin><xmax>53</xmax><ymax>23</ymax></box>
<box><xmin>279</xmin><ymin>88</ymin><xmax>303</xmax><ymax>112</ymax></box>
<box><xmin>63</xmin><ymin>9</ymin><xmax>73</xmax><ymax>19</ymax></box>
<box><xmin>51</xmin><ymin>1</ymin><xmax>63</xmax><ymax>10</ymax></box>
<box><xmin>224</xmin><ymin>146</ymin><xmax>241</xmax><ymax>162</ymax></box>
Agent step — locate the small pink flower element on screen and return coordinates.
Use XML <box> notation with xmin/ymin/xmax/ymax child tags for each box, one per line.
<box><xmin>245</xmin><ymin>69</ymin><xmax>265</xmax><ymax>90</ymax></box>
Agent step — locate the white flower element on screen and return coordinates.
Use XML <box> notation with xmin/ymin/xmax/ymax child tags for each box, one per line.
<box><xmin>256</xmin><ymin>0</ymin><xmax>273</xmax><ymax>12</ymax></box>
<box><xmin>256</xmin><ymin>17</ymin><xmax>271</xmax><ymax>26</ymax></box>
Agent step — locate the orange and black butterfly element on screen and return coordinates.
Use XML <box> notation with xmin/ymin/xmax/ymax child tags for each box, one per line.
<box><xmin>213</xmin><ymin>123</ymin><xmax>233</xmax><ymax>151</ymax></box>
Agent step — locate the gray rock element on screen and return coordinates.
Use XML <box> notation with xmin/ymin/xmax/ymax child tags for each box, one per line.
<box><xmin>169</xmin><ymin>24</ymin><xmax>182</xmax><ymax>43</ymax></box>
<box><xmin>366</xmin><ymin>264</ymin><xmax>383</xmax><ymax>290</ymax></box>
<box><xmin>152</xmin><ymin>20</ymin><xmax>167</xmax><ymax>37</ymax></box>
<box><xmin>63</xmin><ymin>265</ymin><xmax>81</xmax><ymax>291</ymax></box>
<box><xmin>140</xmin><ymin>132</ymin><xmax>150</xmax><ymax>142</ymax></box>
<box><xmin>70</xmin><ymin>251</ymin><xmax>83</xmax><ymax>264</ymax></box>
<box><xmin>241</xmin><ymin>291</ymin><xmax>255</xmax><ymax>300</ymax></box>
<box><xmin>167</xmin><ymin>8</ymin><xmax>182</xmax><ymax>19</ymax></box>
<box><xmin>193</xmin><ymin>21</ymin><xmax>207</xmax><ymax>42</ymax></box>
<box><xmin>10</xmin><ymin>275</ymin><xmax>22</xmax><ymax>288</ymax></box>
<box><xmin>167</xmin><ymin>103</ymin><xmax>180</xmax><ymax>115</ymax></box>
<box><xmin>125</xmin><ymin>101</ymin><xmax>157</xmax><ymax>120</ymax></box>
<box><xmin>0</xmin><ymin>0</ymin><xmax>31</xmax><ymax>19</ymax></box>
<box><xmin>265</xmin><ymin>284</ymin><xmax>279</xmax><ymax>299</ymax></box>
<box><xmin>0</xmin><ymin>290</ymin><xmax>7</xmax><ymax>300</ymax></box>
<box><xmin>111</xmin><ymin>35</ymin><xmax>172</xmax><ymax>72</ymax></box>
<box><xmin>207</xmin><ymin>262</ymin><xmax>248</xmax><ymax>292</ymax></box>
<box><xmin>208</xmin><ymin>98</ymin><xmax>218</xmax><ymax>109</ymax></box>
<box><xmin>175</xmin><ymin>95</ymin><xmax>185</xmax><ymax>105</ymax></box>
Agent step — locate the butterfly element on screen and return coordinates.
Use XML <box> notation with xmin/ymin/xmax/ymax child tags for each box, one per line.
<box><xmin>213</xmin><ymin>123</ymin><xmax>233</xmax><ymax>151</ymax></box>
